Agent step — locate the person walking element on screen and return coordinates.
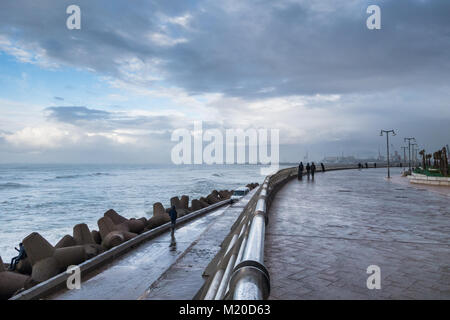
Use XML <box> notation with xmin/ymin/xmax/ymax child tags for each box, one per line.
<box><xmin>168</xmin><ymin>205</ymin><xmax>178</xmax><ymax>246</ymax></box>
<box><xmin>306</xmin><ymin>163</ymin><xmax>311</xmax><ymax>179</ymax></box>
<box><xmin>311</xmin><ymin>162</ymin><xmax>316</xmax><ymax>180</ymax></box>
<box><xmin>320</xmin><ymin>163</ymin><xmax>325</xmax><ymax>172</ymax></box>
<box><xmin>298</xmin><ymin>162</ymin><xmax>304</xmax><ymax>180</ymax></box>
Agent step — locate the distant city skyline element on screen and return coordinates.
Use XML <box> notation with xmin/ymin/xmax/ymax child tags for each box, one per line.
<box><xmin>1</xmin><ymin>1</ymin><xmax>449</xmax><ymax>164</ymax></box>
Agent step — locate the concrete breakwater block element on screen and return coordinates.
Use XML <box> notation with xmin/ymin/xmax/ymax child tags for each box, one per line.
<box><xmin>22</xmin><ymin>232</ymin><xmax>91</xmax><ymax>284</ymax></box>
<box><xmin>199</xmin><ymin>197</ymin><xmax>210</xmax><ymax>207</ymax></box>
<box><xmin>16</xmin><ymin>258</ymin><xmax>32</xmax><ymax>275</ymax></box>
<box><xmin>127</xmin><ymin>218</ymin><xmax>146</xmax><ymax>234</ymax></box>
<box><xmin>176</xmin><ymin>209</ymin><xmax>189</xmax><ymax>217</ymax></box>
<box><xmin>97</xmin><ymin>216</ymin><xmax>137</xmax><ymax>250</ymax></box>
<box><xmin>30</xmin><ymin>257</ymin><xmax>60</xmax><ymax>283</ymax></box>
<box><xmin>246</xmin><ymin>183</ymin><xmax>259</xmax><ymax>190</ymax></box>
<box><xmin>206</xmin><ymin>193</ymin><xmax>221</xmax><ymax>204</ymax></box>
<box><xmin>104</xmin><ymin>209</ymin><xmax>145</xmax><ymax>234</ymax></box>
<box><xmin>170</xmin><ymin>196</ymin><xmax>181</xmax><ymax>209</ymax></box>
<box><xmin>218</xmin><ymin>190</ymin><xmax>232</xmax><ymax>199</ymax></box>
<box><xmin>146</xmin><ymin>202</ymin><xmax>171</xmax><ymax>230</ymax></box>
<box><xmin>0</xmin><ymin>256</ymin><xmax>30</xmax><ymax>300</ymax></box>
<box><xmin>137</xmin><ymin>217</ymin><xmax>148</xmax><ymax>226</ymax></box>
<box><xmin>91</xmin><ymin>230</ymin><xmax>101</xmax><ymax>245</ymax></box>
<box><xmin>55</xmin><ymin>235</ymin><xmax>77</xmax><ymax>248</ymax></box>
<box><xmin>53</xmin><ymin>246</ymin><xmax>87</xmax><ymax>269</ymax></box>
<box><xmin>191</xmin><ymin>199</ymin><xmax>203</xmax><ymax>211</ymax></box>
<box><xmin>23</xmin><ymin>232</ymin><xmax>55</xmax><ymax>266</ymax></box>
<box><xmin>180</xmin><ymin>195</ymin><xmax>189</xmax><ymax>209</ymax></box>
<box><xmin>73</xmin><ymin>224</ymin><xmax>104</xmax><ymax>257</ymax></box>
<box><xmin>73</xmin><ymin>223</ymin><xmax>95</xmax><ymax>245</ymax></box>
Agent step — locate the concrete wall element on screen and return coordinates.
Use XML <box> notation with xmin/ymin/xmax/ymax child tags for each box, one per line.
<box><xmin>408</xmin><ymin>173</ymin><xmax>450</xmax><ymax>186</ymax></box>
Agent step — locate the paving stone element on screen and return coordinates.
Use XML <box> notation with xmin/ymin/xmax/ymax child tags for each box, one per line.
<box><xmin>265</xmin><ymin>168</ymin><xmax>450</xmax><ymax>300</ymax></box>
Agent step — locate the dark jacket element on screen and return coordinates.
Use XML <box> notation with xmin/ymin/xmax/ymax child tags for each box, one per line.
<box><xmin>311</xmin><ymin>163</ymin><xmax>316</xmax><ymax>172</ymax></box>
<box><xmin>306</xmin><ymin>164</ymin><xmax>311</xmax><ymax>172</ymax></box>
<box><xmin>168</xmin><ymin>206</ymin><xmax>177</xmax><ymax>222</ymax></box>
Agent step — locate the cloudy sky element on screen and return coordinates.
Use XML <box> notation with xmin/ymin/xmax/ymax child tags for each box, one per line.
<box><xmin>0</xmin><ymin>0</ymin><xmax>449</xmax><ymax>163</ymax></box>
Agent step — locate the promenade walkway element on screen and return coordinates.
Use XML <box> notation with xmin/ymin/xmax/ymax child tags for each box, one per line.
<box><xmin>49</xmin><ymin>190</ymin><xmax>256</xmax><ymax>300</ymax></box>
<box><xmin>265</xmin><ymin>167</ymin><xmax>450</xmax><ymax>299</ymax></box>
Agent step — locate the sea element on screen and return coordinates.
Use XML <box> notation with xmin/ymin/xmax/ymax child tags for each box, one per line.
<box><xmin>0</xmin><ymin>164</ymin><xmax>284</xmax><ymax>261</ymax></box>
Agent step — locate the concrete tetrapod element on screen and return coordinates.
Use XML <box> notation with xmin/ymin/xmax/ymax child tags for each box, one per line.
<box><xmin>73</xmin><ymin>223</ymin><xmax>104</xmax><ymax>258</ymax></box>
<box><xmin>180</xmin><ymin>195</ymin><xmax>189</xmax><ymax>210</ymax></box>
<box><xmin>0</xmin><ymin>256</ymin><xmax>30</xmax><ymax>300</ymax></box>
<box><xmin>170</xmin><ymin>196</ymin><xmax>182</xmax><ymax>209</ymax></box>
<box><xmin>55</xmin><ymin>235</ymin><xmax>77</xmax><ymax>248</ymax></box>
<box><xmin>104</xmin><ymin>209</ymin><xmax>146</xmax><ymax>234</ymax></box>
<box><xmin>91</xmin><ymin>230</ymin><xmax>102</xmax><ymax>245</ymax></box>
<box><xmin>22</xmin><ymin>232</ymin><xmax>87</xmax><ymax>284</ymax></box>
<box><xmin>191</xmin><ymin>199</ymin><xmax>203</xmax><ymax>211</ymax></box>
<box><xmin>206</xmin><ymin>192</ymin><xmax>221</xmax><ymax>204</ymax></box>
<box><xmin>97</xmin><ymin>216</ymin><xmax>137</xmax><ymax>250</ymax></box>
<box><xmin>146</xmin><ymin>202</ymin><xmax>170</xmax><ymax>230</ymax></box>
<box><xmin>199</xmin><ymin>197</ymin><xmax>210</xmax><ymax>208</ymax></box>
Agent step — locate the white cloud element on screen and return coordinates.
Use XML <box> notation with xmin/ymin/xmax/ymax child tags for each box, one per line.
<box><xmin>147</xmin><ymin>32</ymin><xmax>188</xmax><ymax>47</ymax></box>
<box><xmin>2</xmin><ymin>125</ymin><xmax>76</xmax><ymax>149</ymax></box>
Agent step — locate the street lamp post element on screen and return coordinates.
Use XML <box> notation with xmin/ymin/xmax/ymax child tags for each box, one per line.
<box><xmin>404</xmin><ymin>137</ymin><xmax>416</xmax><ymax>173</ymax></box>
<box><xmin>411</xmin><ymin>143</ymin><xmax>418</xmax><ymax>169</ymax></box>
<box><xmin>401</xmin><ymin>146</ymin><xmax>408</xmax><ymax>167</ymax></box>
<box><xmin>380</xmin><ymin>130</ymin><xmax>396</xmax><ymax>178</ymax></box>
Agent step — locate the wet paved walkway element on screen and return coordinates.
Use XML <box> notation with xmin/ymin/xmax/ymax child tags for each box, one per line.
<box><xmin>265</xmin><ymin>168</ymin><xmax>450</xmax><ymax>299</ymax></box>
<box><xmin>141</xmin><ymin>189</ymin><xmax>257</xmax><ymax>300</ymax></box>
<box><xmin>49</xmin><ymin>207</ymin><xmax>228</xmax><ymax>299</ymax></box>
<box><xmin>49</xmin><ymin>190</ymin><xmax>256</xmax><ymax>300</ymax></box>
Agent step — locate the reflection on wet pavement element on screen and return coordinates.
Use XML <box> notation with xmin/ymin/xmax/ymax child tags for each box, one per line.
<box><xmin>50</xmin><ymin>207</ymin><xmax>228</xmax><ymax>300</ymax></box>
<box><xmin>265</xmin><ymin>168</ymin><xmax>450</xmax><ymax>299</ymax></box>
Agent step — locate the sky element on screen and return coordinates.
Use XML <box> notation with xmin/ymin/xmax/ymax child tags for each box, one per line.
<box><xmin>0</xmin><ymin>0</ymin><xmax>449</xmax><ymax>164</ymax></box>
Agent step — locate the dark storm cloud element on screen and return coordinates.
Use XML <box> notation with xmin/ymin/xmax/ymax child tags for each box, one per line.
<box><xmin>1</xmin><ymin>0</ymin><xmax>449</xmax><ymax>97</ymax></box>
<box><xmin>44</xmin><ymin>106</ymin><xmax>183</xmax><ymax>133</ymax></box>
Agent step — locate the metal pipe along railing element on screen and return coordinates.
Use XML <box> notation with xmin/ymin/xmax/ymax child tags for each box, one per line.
<box><xmin>197</xmin><ymin>167</ymin><xmax>298</xmax><ymax>300</ymax></box>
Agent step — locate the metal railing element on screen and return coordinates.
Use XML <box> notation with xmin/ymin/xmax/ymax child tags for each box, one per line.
<box><xmin>196</xmin><ymin>167</ymin><xmax>297</xmax><ymax>300</ymax></box>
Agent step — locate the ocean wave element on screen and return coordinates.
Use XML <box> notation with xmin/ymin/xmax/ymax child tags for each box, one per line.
<box><xmin>211</xmin><ymin>173</ymin><xmax>223</xmax><ymax>177</ymax></box>
<box><xmin>55</xmin><ymin>172</ymin><xmax>112</xmax><ymax>180</ymax></box>
<box><xmin>0</xmin><ymin>182</ymin><xmax>30</xmax><ymax>190</ymax></box>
